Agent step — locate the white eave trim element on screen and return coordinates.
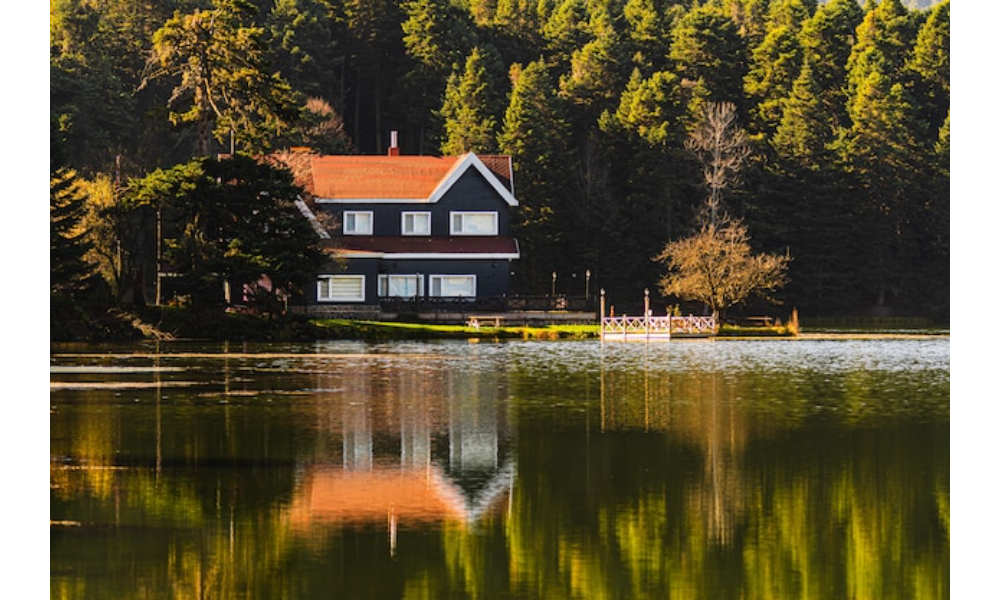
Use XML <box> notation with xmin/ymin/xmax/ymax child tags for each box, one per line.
<box><xmin>382</xmin><ymin>252</ymin><xmax>520</xmax><ymax>260</ymax></box>
<box><xmin>330</xmin><ymin>251</ymin><xmax>520</xmax><ymax>260</ymax></box>
<box><xmin>428</xmin><ymin>153</ymin><xmax>518</xmax><ymax>206</ymax></box>
<box><xmin>294</xmin><ymin>196</ymin><xmax>331</xmax><ymax>239</ymax></box>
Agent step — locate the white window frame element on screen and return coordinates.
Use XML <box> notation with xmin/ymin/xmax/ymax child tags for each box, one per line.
<box><xmin>317</xmin><ymin>275</ymin><xmax>365</xmax><ymax>302</ymax></box>
<box><xmin>429</xmin><ymin>275</ymin><xmax>476</xmax><ymax>298</ymax></box>
<box><xmin>401</xmin><ymin>211</ymin><xmax>431</xmax><ymax>236</ymax></box>
<box><xmin>377</xmin><ymin>274</ymin><xmax>424</xmax><ymax>298</ymax></box>
<box><xmin>450</xmin><ymin>211</ymin><xmax>498</xmax><ymax>236</ymax></box>
<box><xmin>343</xmin><ymin>211</ymin><xmax>373</xmax><ymax>235</ymax></box>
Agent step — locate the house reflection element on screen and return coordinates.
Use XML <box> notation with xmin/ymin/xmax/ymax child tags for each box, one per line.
<box><xmin>289</xmin><ymin>356</ymin><xmax>514</xmax><ymax>531</ymax></box>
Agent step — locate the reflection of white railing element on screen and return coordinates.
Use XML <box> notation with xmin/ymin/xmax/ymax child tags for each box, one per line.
<box><xmin>669</xmin><ymin>315</ymin><xmax>716</xmax><ymax>335</ymax></box>
<box><xmin>600</xmin><ymin>315</ymin><xmax>715</xmax><ymax>341</ymax></box>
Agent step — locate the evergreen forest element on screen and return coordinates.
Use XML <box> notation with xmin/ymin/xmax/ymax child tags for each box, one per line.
<box><xmin>51</xmin><ymin>0</ymin><xmax>950</xmax><ymax>323</ymax></box>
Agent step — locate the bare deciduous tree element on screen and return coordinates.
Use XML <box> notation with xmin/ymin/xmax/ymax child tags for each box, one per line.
<box><xmin>685</xmin><ymin>101</ymin><xmax>751</xmax><ymax>225</ymax></box>
<box><xmin>654</xmin><ymin>217</ymin><xmax>789</xmax><ymax>319</ymax></box>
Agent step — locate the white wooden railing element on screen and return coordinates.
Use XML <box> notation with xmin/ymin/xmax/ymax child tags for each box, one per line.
<box><xmin>600</xmin><ymin>315</ymin><xmax>716</xmax><ymax>341</ymax></box>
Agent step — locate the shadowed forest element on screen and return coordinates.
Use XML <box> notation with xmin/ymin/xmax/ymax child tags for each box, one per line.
<box><xmin>51</xmin><ymin>0</ymin><xmax>949</xmax><ymax>322</ymax></box>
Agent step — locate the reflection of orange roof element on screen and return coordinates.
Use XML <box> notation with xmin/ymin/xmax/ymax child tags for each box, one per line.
<box><xmin>288</xmin><ymin>465</ymin><xmax>468</xmax><ymax>527</ymax></box>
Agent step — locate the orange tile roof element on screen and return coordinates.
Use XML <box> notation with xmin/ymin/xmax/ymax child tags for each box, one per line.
<box><xmin>309</xmin><ymin>155</ymin><xmax>462</xmax><ymax>200</ymax></box>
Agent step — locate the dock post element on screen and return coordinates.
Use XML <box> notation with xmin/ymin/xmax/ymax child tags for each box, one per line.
<box><xmin>600</xmin><ymin>289</ymin><xmax>606</xmax><ymax>342</ymax></box>
<box><xmin>644</xmin><ymin>288</ymin><xmax>650</xmax><ymax>341</ymax></box>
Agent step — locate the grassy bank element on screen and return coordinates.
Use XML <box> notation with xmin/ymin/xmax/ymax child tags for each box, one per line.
<box><xmin>56</xmin><ymin>305</ymin><xmax>945</xmax><ymax>343</ymax></box>
<box><xmin>312</xmin><ymin>319</ymin><xmax>600</xmax><ymax>340</ymax></box>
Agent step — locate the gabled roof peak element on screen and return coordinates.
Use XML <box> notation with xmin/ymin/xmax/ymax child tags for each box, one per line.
<box><xmin>306</xmin><ymin>152</ymin><xmax>517</xmax><ymax>206</ymax></box>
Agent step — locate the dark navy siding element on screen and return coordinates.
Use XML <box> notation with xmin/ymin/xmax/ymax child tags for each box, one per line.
<box><xmin>380</xmin><ymin>258</ymin><xmax>514</xmax><ymax>298</ymax></box>
<box><xmin>316</xmin><ymin>169</ymin><xmax>512</xmax><ymax>236</ymax></box>
<box><xmin>307</xmin><ymin>258</ymin><xmax>514</xmax><ymax>305</ymax></box>
<box><xmin>311</xmin><ymin>258</ymin><xmax>379</xmax><ymax>304</ymax></box>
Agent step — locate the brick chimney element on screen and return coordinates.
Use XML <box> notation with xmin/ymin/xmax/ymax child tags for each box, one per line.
<box><xmin>388</xmin><ymin>131</ymin><xmax>400</xmax><ymax>156</ymax></box>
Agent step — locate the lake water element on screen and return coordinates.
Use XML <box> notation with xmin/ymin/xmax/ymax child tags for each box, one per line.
<box><xmin>50</xmin><ymin>337</ymin><xmax>949</xmax><ymax>599</ymax></box>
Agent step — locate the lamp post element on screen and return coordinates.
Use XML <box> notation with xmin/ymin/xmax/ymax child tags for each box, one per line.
<box><xmin>585</xmin><ymin>269</ymin><xmax>591</xmax><ymax>301</ymax></box>
<box><xmin>551</xmin><ymin>271</ymin><xmax>557</xmax><ymax>297</ymax></box>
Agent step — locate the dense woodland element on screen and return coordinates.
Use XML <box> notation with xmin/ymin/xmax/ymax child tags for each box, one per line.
<box><xmin>51</xmin><ymin>0</ymin><xmax>949</xmax><ymax>322</ymax></box>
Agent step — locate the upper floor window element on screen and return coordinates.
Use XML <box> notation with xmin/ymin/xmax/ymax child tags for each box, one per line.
<box><xmin>401</xmin><ymin>212</ymin><xmax>431</xmax><ymax>236</ymax></box>
<box><xmin>450</xmin><ymin>211</ymin><xmax>498</xmax><ymax>235</ymax></box>
<box><xmin>343</xmin><ymin>211</ymin><xmax>373</xmax><ymax>235</ymax></box>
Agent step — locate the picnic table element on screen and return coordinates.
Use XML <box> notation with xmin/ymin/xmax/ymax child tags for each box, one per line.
<box><xmin>467</xmin><ymin>316</ymin><xmax>505</xmax><ymax>330</ymax></box>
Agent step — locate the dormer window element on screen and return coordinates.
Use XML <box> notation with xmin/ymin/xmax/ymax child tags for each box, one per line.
<box><xmin>401</xmin><ymin>212</ymin><xmax>431</xmax><ymax>236</ymax></box>
<box><xmin>343</xmin><ymin>211</ymin><xmax>373</xmax><ymax>235</ymax></box>
<box><xmin>451</xmin><ymin>211</ymin><xmax>498</xmax><ymax>235</ymax></box>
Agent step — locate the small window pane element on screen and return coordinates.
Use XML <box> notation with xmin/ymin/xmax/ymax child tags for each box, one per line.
<box><xmin>402</xmin><ymin>212</ymin><xmax>430</xmax><ymax>235</ymax></box>
<box><xmin>344</xmin><ymin>211</ymin><xmax>372</xmax><ymax>235</ymax></box>
<box><xmin>451</xmin><ymin>212</ymin><xmax>497</xmax><ymax>235</ymax></box>
<box><xmin>318</xmin><ymin>275</ymin><xmax>364</xmax><ymax>301</ymax></box>
<box><xmin>379</xmin><ymin>275</ymin><xmax>421</xmax><ymax>297</ymax></box>
<box><xmin>430</xmin><ymin>275</ymin><xmax>475</xmax><ymax>297</ymax></box>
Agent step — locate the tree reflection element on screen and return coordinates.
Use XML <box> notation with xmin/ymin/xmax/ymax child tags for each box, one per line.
<box><xmin>51</xmin><ymin>342</ymin><xmax>949</xmax><ymax>599</ymax></box>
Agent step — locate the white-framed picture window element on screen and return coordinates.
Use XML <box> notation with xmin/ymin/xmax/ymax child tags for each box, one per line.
<box><xmin>343</xmin><ymin>211</ymin><xmax>373</xmax><ymax>235</ymax></box>
<box><xmin>317</xmin><ymin>275</ymin><xmax>365</xmax><ymax>302</ymax></box>
<box><xmin>450</xmin><ymin>211</ymin><xmax>498</xmax><ymax>235</ymax></box>
<box><xmin>378</xmin><ymin>274</ymin><xmax>423</xmax><ymax>297</ymax></box>
<box><xmin>401</xmin><ymin>212</ymin><xmax>431</xmax><ymax>236</ymax></box>
<box><xmin>429</xmin><ymin>275</ymin><xmax>476</xmax><ymax>298</ymax></box>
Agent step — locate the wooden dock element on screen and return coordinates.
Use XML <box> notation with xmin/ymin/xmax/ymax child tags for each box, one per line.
<box><xmin>599</xmin><ymin>289</ymin><xmax>715</xmax><ymax>342</ymax></box>
<box><xmin>600</xmin><ymin>315</ymin><xmax>716</xmax><ymax>341</ymax></box>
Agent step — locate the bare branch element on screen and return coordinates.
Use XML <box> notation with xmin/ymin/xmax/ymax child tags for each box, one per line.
<box><xmin>684</xmin><ymin>101</ymin><xmax>752</xmax><ymax>225</ymax></box>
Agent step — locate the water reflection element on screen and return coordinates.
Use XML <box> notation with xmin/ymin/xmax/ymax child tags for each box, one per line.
<box><xmin>51</xmin><ymin>339</ymin><xmax>949</xmax><ymax>599</ymax></box>
<box><xmin>289</xmin><ymin>356</ymin><xmax>515</xmax><ymax>543</ymax></box>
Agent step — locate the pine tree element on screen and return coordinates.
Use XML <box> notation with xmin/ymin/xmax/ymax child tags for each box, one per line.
<box><xmin>669</xmin><ymin>4</ymin><xmax>748</xmax><ymax>110</ymax></box>
<box><xmin>143</xmin><ymin>0</ymin><xmax>301</xmax><ymax>156</ymax></box>
<box><xmin>598</xmin><ymin>68</ymin><xmax>693</xmax><ymax>298</ymax></box>
<box><xmin>771</xmin><ymin>59</ymin><xmax>834</xmax><ymax>168</ymax></box>
<box><xmin>622</xmin><ymin>0</ymin><xmax>675</xmax><ymax>75</ymax></box>
<box><xmin>838</xmin><ymin>0</ymin><xmax>932</xmax><ymax>311</ymax></box>
<box><xmin>845</xmin><ymin>0</ymin><xmax>917</xmax><ymax>118</ymax></box>
<box><xmin>439</xmin><ymin>47</ymin><xmax>504</xmax><ymax>155</ymax></box>
<box><xmin>906</xmin><ymin>0</ymin><xmax>949</xmax><ymax>134</ymax></box>
<box><xmin>559</xmin><ymin>8</ymin><xmax>629</xmax><ymax>127</ymax></box>
<box><xmin>744</xmin><ymin>0</ymin><xmax>815</xmax><ymax>136</ymax></box>
<box><xmin>126</xmin><ymin>155</ymin><xmax>326</xmax><ymax>310</ymax></box>
<box><xmin>266</xmin><ymin>0</ymin><xmax>341</xmax><ymax>102</ymax></box>
<box><xmin>797</xmin><ymin>0</ymin><xmax>864</xmax><ymax>131</ymax></box>
<box><xmin>334</xmin><ymin>0</ymin><xmax>407</xmax><ymax>153</ymax></box>
<box><xmin>721</xmin><ymin>0</ymin><xmax>770</xmax><ymax>49</ymax></box>
<box><xmin>51</xmin><ymin>168</ymin><xmax>98</xmax><ymax>300</ymax></box>
<box><xmin>401</xmin><ymin>0</ymin><xmax>477</xmax><ymax>75</ymax></box>
<box><xmin>499</xmin><ymin>60</ymin><xmax>573</xmax><ymax>293</ymax></box>
<box><xmin>543</xmin><ymin>0</ymin><xmax>592</xmax><ymax>60</ymax></box>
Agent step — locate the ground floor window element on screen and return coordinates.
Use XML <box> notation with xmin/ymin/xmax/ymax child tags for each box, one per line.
<box><xmin>378</xmin><ymin>274</ymin><xmax>423</xmax><ymax>297</ymax></box>
<box><xmin>429</xmin><ymin>275</ymin><xmax>476</xmax><ymax>298</ymax></box>
<box><xmin>317</xmin><ymin>275</ymin><xmax>365</xmax><ymax>302</ymax></box>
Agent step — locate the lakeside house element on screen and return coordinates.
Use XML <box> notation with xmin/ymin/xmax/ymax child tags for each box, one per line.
<box><xmin>288</xmin><ymin>138</ymin><xmax>521</xmax><ymax>320</ymax></box>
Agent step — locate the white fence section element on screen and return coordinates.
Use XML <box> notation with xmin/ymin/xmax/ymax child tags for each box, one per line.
<box><xmin>600</xmin><ymin>315</ymin><xmax>715</xmax><ymax>342</ymax></box>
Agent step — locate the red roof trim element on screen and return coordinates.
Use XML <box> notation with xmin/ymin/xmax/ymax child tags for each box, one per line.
<box><xmin>323</xmin><ymin>236</ymin><xmax>519</xmax><ymax>258</ymax></box>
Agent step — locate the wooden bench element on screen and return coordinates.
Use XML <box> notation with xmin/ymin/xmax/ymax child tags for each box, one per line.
<box><xmin>467</xmin><ymin>316</ymin><xmax>504</xmax><ymax>330</ymax></box>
